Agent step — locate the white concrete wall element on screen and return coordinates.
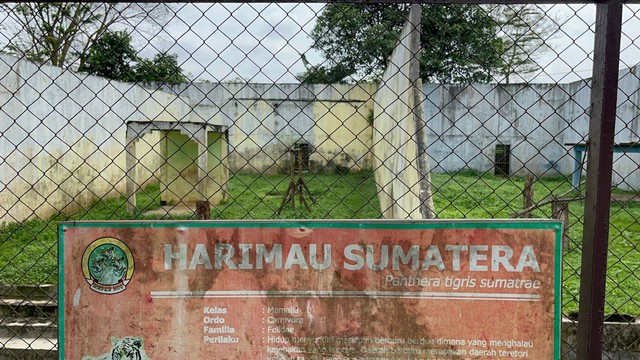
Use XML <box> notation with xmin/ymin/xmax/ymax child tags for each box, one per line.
<box><xmin>0</xmin><ymin>55</ymin><xmax>194</xmax><ymax>223</ymax></box>
<box><xmin>3</xmin><ymin>53</ymin><xmax>640</xmax><ymax>224</ymax></box>
<box><xmin>424</xmin><ymin>65</ymin><xmax>640</xmax><ymax>190</ymax></box>
<box><xmin>160</xmin><ymin>82</ymin><xmax>376</xmax><ymax>174</ymax></box>
<box><xmin>0</xmin><ymin>55</ymin><xmax>374</xmax><ymax>223</ymax></box>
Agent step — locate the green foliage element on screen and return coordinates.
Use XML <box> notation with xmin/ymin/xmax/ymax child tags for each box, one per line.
<box><xmin>489</xmin><ymin>4</ymin><xmax>560</xmax><ymax>83</ymax></box>
<box><xmin>79</xmin><ymin>31</ymin><xmax>186</xmax><ymax>84</ymax></box>
<box><xmin>0</xmin><ymin>183</ymin><xmax>163</xmax><ymax>284</ymax></box>
<box><xmin>430</xmin><ymin>172</ymin><xmax>640</xmax><ymax>316</ymax></box>
<box><xmin>0</xmin><ymin>3</ymin><xmax>173</xmax><ymax>68</ymax></box>
<box><xmin>301</xmin><ymin>4</ymin><xmax>505</xmax><ymax>84</ymax></box>
<box><xmin>134</xmin><ymin>52</ymin><xmax>188</xmax><ymax>84</ymax></box>
<box><xmin>78</xmin><ymin>31</ymin><xmax>137</xmax><ymax>81</ymax></box>
<box><xmin>213</xmin><ymin>172</ymin><xmax>381</xmax><ymax>220</ymax></box>
<box><xmin>296</xmin><ymin>62</ymin><xmax>355</xmax><ymax>84</ymax></box>
<box><xmin>302</xmin><ymin>4</ymin><xmax>557</xmax><ymax>84</ymax></box>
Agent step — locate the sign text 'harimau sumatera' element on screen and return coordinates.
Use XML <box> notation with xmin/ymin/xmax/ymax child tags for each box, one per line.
<box><xmin>59</xmin><ymin>220</ymin><xmax>562</xmax><ymax>360</ymax></box>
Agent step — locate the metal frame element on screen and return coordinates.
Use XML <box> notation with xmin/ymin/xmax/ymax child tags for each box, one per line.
<box><xmin>576</xmin><ymin>1</ymin><xmax>623</xmax><ymax>359</ymax></box>
<box><xmin>565</xmin><ymin>142</ymin><xmax>640</xmax><ymax>189</ymax></box>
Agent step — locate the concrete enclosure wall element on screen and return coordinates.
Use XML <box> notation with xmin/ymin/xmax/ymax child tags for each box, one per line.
<box><xmin>3</xmin><ymin>51</ymin><xmax>640</xmax><ymax>223</ymax></box>
<box><xmin>161</xmin><ymin>82</ymin><xmax>376</xmax><ymax>174</ymax></box>
<box><xmin>0</xmin><ymin>55</ymin><xmax>195</xmax><ymax>223</ymax></box>
<box><xmin>0</xmin><ymin>55</ymin><xmax>375</xmax><ymax>223</ymax></box>
<box><xmin>424</xmin><ymin>65</ymin><xmax>640</xmax><ymax>190</ymax></box>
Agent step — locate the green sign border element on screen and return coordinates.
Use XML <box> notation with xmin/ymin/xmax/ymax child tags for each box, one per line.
<box><xmin>58</xmin><ymin>219</ymin><xmax>563</xmax><ymax>360</ymax></box>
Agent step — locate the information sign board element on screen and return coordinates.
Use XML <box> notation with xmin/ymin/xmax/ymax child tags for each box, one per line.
<box><xmin>59</xmin><ymin>220</ymin><xmax>561</xmax><ymax>360</ymax></box>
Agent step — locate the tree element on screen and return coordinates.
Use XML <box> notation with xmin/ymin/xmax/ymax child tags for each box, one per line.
<box><xmin>296</xmin><ymin>53</ymin><xmax>355</xmax><ymax>84</ymax></box>
<box><xmin>78</xmin><ymin>31</ymin><xmax>137</xmax><ymax>81</ymax></box>
<box><xmin>79</xmin><ymin>31</ymin><xmax>186</xmax><ymax>85</ymax></box>
<box><xmin>302</xmin><ymin>4</ymin><xmax>556</xmax><ymax>84</ymax></box>
<box><xmin>134</xmin><ymin>53</ymin><xmax>188</xmax><ymax>85</ymax></box>
<box><xmin>488</xmin><ymin>4</ymin><xmax>560</xmax><ymax>83</ymax></box>
<box><xmin>0</xmin><ymin>3</ymin><xmax>173</xmax><ymax>69</ymax></box>
<box><xmin>301</xmin><ymin>4</ymin><xmax>505</xmax><ymax>84</ymax></box>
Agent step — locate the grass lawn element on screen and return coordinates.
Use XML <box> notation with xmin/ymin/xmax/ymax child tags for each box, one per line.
<box><xmin>0</xmin><ymin>172</ymin><xmax>382</xmax><ymax>285</ymax></box>
<box><xmin>1</xmin><ymin>170</ymin><xmax>638</xmax><ymax>316</ymax></box>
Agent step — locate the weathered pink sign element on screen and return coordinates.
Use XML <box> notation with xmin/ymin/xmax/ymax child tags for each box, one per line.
<box><xmin>59</xmin><ymin>220</ymin><xmax>561</xmax><ymax>360</ymax></box>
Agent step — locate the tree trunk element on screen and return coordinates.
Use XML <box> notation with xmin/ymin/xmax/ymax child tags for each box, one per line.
<box><xmin>552</xmin><ymin>199</ymin><xmax>570</xmax><ymax>249</ymax></box>
<box><xmin>522</xmin><ymin>172</ymin><xmax>535</xmax><ymax>218</ymax></box>
<box><xmin>409</xmin><ymin>4</ymin><xmax>435</xmax><ymax>219</ymax></box>
<box><xmin>196</xmin><ymin>200</ymin><xmax>211</xmax><ymax>220</ymax></box>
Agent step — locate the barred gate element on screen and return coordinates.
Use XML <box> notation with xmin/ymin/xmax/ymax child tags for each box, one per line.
<box><xmin>0</xmin><ymin>1</ymin><xmax>638</xmax><ymax>359</ymax></box>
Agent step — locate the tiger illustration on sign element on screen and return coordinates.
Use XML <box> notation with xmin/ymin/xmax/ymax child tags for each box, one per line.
<box><xmin>89</xmin><ymin>246</ymin><xmax>128</xmax><ymax>285</ymax></box>
<box><xmin>82</xmin><ymin>336</ymin><xmax>150</xmax><ymax>360</ymax></box>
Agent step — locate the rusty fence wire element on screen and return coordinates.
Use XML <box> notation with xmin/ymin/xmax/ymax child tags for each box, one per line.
<box><xmin>0</xmin><ymin>2</ymin><xmax>638</xmax><ymax>359</ymax></box>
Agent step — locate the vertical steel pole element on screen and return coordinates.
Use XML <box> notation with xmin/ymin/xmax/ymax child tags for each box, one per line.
<box><xmin>576</xmin><ymin>1</ymin><xmax>623</xmax><ymax>359</ymax></box>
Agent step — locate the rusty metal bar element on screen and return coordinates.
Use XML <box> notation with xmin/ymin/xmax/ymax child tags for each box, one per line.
<box><xmin>576</xmin><ymin>0</ymin><xmax>623</xmax><ymax>359</ymax></box>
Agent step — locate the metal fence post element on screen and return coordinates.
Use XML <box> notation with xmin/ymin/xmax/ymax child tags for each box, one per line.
<box><xmin>576</xmin><ymin>1</ymin><xmax>623</xmax><ymax>359</ymax></box>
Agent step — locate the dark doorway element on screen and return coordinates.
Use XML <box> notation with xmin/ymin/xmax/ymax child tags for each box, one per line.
<box><xmin>495</xmin><ymin>144</ymin><xmax>511</xmax><ymax>176</ymax></box>
<box><xmin>293</xmin><ymin>142</ymin><xmax>311</xmax><ymax>173</ymax></box>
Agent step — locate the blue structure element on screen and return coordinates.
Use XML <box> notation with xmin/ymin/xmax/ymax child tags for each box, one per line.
<box><xmin>566</xmin><ymin>142</ymin><xmax>640</xmax><ymax>189</ymax></box>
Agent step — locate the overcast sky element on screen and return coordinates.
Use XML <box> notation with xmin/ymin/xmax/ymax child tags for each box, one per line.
<box><xmin>139</xmin><ymin>3</ymin><xmax>640</xmax><ymax>84</ymax></box>
<box><xmin>532</xmin><ymin>4</ymin><xmax>640</xmax><ymax>83</ymax></box>
<box><xmin>139</xmin><ymin>3</ymin><xmax>324</xmax><ymax>83</ymax></box>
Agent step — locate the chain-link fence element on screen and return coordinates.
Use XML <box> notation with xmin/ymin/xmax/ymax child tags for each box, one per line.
<box><xmin>0</xmin><ymin>2</ymin><xmax>638</xmax><ymax>359</ymax></box>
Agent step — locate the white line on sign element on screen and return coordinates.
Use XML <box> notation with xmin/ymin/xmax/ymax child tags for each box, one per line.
<box><xmin>149</xmin><ymin>290</ymin><xmax>540</xmax><ymax>301</ymax></box>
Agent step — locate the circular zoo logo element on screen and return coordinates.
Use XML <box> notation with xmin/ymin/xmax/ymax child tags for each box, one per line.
<box><xmin>82</xmin><ymin>237</ymin><xmax>135</xmax><ymax>295</ymax></box>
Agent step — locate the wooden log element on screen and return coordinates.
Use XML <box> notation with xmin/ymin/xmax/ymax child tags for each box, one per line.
<box><xmin>522</xmin><ymin>172</ymin><xmax>536</xmax><ymax>218</ymax></box>
<box><xmin>552</xmin><ymin>199</ymin><xmax>570</xmax><ymax>249</ymax></box>
<box><xmin>196</xmin><ymin>200</ymin><xmax>211</xmax><ymax>220</ymax></box>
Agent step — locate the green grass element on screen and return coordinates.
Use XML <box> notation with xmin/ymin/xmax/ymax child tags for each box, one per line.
<box><xmin>0</xmin><ymin>172</ymin><xmax>382</xmax><ymax>285</ymax></box>
<box><xmin>1</xmin><ymin>170</ymin><xmax>638</xmax><ymax>316</ymax></box>
<box><xmin>0</xmin><ymin>183</ymin><xmax>164</xmax><ymax>285</ymax></box>
<box><xmin>211</xmin><ymin>172</ymin><xmax>382</xmax><ymax>220</ymax></box>
<box><xmin>429</xmin><ymin>171</ymin><xmax>640</xmax><ymax>316</ymax></box>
